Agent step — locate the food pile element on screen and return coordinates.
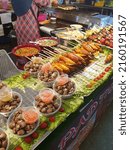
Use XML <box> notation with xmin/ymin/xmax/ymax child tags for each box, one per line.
<box><xmin>52</xmin><ymin>42</ymin><xmax>102</xmax><ymax>74</ymax></box>
<box><xmin>57</xmin><ymin>5</ymin><xmax>77</xmax><ymax>10</ymax></box>
<box><xmin>87</xmin><ymin>26</ymin><xmax>113</xmax><ymax>48</ymax></box>
<box><xmin>8</xmin><ymin>108</ymin><xmax>39</xmax><ymax>137</ymax></box>
<box><xmin>14</xmin><ymin>47</ymin><xmax>39</xmax><ymax>57</ymax></box>
<box><xmin>38</xmin><ymin>63</ymin><xmax>59</xmax><ymax>87</ymax></box>
<box><xmin>56</xmin><ymin>29</ymin><xmax>85</xmax><ymax>40</ymax></box>
<box><xmin>0</xmin><ymin>130</ymin><xmax>8</xmax><ymax>150</ymax></box>
<box><xmin>53</xmin><ymin>74</ymin><xmax>75</xmax><ymax>99</ymax></box>
<box><xmin>105</xmin><ymin>54</ymin><xmax>113</xmax><ymax>64</ymax></box>
<box><xmin>24</xmin><ymin>57</ymin><xmax>43</xmax><ymax>77</ymax></box>
<box><xmin>73</xmin><ymin>51</ymin><xmax>113</xmax><ymax>89</ymax></box>
<box><xmin>37</xmin><ymin>38</ymin><xmax>58</xmax><ymax>47</ymax></box>
<box><xmin>35</xmin><ymin>89</ymin><xmax>61</xmax><ymax>115</ymax></box>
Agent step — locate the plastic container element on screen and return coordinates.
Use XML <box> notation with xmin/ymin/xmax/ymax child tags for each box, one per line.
<box><xmin>34</xmin><ymin>88</ymin><xmax>62</xmax><ymax>116</ymax></box>
<box><xmin>24</xmin><ymin>61</ymin><xmax>43</xmax><ymax>78</ymax></box>
<box><xmin>50</xmin><ymin>17</ymin><xmax>57</xmax><ymax>24</ymax></box>
<box><xmin>38</xmin><ymin>13</ymin><xmax>47</xmax><ymax>22</ymax></box>
<box><xmin>0</xmin><ymin>114</ymin><xmax>7</xmax><ymax>130</ymax></box>
<box><xmin>0</xmin><ymin>86</ymin><xmax>12</xmax><ymax>103</ymax></box>
<box><xmin>12</xmin><ymin>44</ymin><xmax>41</xmax><ymax>57</ymax></box>
<box><xmin>0</xmin><ymin>91</ymin><xmax>23</xmax><ymax>117</ymax></box>
<box><xmin>0</xmin><ymin>128</ymin><xmax>9</xmax><ymax>150</ymax></box>
<box><xmin>7</xmin><ymin>106</ymin><xmax>40</xmax><ymax>138</ymax></box>
<box><xmin>93</xmin><ymin>15</ymin><xmax>110</xmax><ymax>27</ymax></box>
<box><xmin>53</xmin><ymin>74</ymin><xmax>76</xmax><ymax>99</ymax></box>
<box><xmin>38</xmin><ymin>69</ymin><xmax>59</xmax><ymax>88</ymax></box>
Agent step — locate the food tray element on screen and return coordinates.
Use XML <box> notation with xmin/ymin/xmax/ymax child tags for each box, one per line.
<box><xmin>12</xmin><ymin>44</ymin><xmax>41</xmax><ymax>57</ymax></box>
<box><xmin>51</xmin><ymin>27</ymin><xmax>86</xmax><ymax>40</ymax></box>
<box><xmin>57</xmin><ymin>5</ymin><xmax>78</xmax><ymax>11</ymax></box>
<box><xmin>36</xmin><ymin>37</ymin><xmax>59</xmax><ymax>47</ymax></box>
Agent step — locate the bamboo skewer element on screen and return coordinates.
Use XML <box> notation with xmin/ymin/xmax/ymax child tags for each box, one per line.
<box><xmin>39</xmin><ymin>53</ymin><xmax>48</xmax><ymax>58</ymax></box>
<box><xmin>53</xmin><ymin>47</ymin><xmax>69</xmax><ymax>54</ymax></box>
<box><xmin>75</xmin><ymin>39</ymin><xmax>86</xmax><ymax>43</ymax></box>
<box><xmin>43</xmin><ymin>47</ymin><xmax>54</xmax><ymax>52</ymax></box>
<box><xmin>73</xmin><ymin>39</ymin><xmax>82</xmax><ymax>44</ymax></box>
<box><xmin>54</xmin><ymin>46</ymin><xmax>67</xmax><ymax>52</ymax></box>
<box><xmin>58</xmin><ymin>45</ymin><xmax>72</xmax><ymax>52</ymax></box>
<box><xmin>38</xmin><ymin>55</ymin><xmax>47</xmax><ymax>59</ymax></box>
<box><xmin>68</xmin><ymin>41</ymin><xmax>77</xmax><ymax>47</ymax></box>
<box><xmin>43</xmin><ymin>48</ymin><xmax>57</xmax><ymax>55</ymax></box>
<box><xmin>44</xmin><ymin>46</ymin><xmax>65</xmax><ymax>54</ymax></box>
<box><xmin>42</xmin><ymin>49</ymin><xmax>53</xmax><ymax>55</ymax></box>
<box><xmin>42</xmin><ymin>50</ymin><xmax>54</xmax><ymax>57</ymax></box>
<box><xmin>52</xmin><ymin>47</ymin><xmax>63</xmax><ymax>53</ymax></box>
<box><xmin>25</xmin><ymin>56</ymin><xmax>31</xmax><ymax>61</ymax></box>
<box><xmin>47</xmin><ymin>46</ymin><xmax>57</xmax><ymax>51</ymax></box>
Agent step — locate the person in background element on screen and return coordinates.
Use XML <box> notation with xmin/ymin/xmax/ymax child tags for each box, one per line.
<box><xmin>11</xmin><ymin>0</ymin><xmax>50</xmax><ymax>45</ymax></box>
<box><xmin>1</xmin><ymin>0</ymin><xmax>9</xmax><ymax>11</ymax></box>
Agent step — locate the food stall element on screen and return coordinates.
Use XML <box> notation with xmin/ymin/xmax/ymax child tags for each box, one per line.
<box><xmin>0</xmin><ymin>1</ymin><xmax>113</xmax><ymax>149</ymax></box>
<box><xmin>0</xmin><ymin>23</ymin><xmax>113</xmax><ymax>150</ymax></box>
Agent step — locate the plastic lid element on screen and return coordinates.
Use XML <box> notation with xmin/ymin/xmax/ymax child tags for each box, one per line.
<box><xmin>0</xmin><ymin>86</ymin><xmax>12</xmax><ymax>102</ymax></box>
<box><xmin>22</xmin><ymin>108</ymin><xmax>39</xmax><ymax>124</ymax></box>
<box><xmin>39</xmin><ymin>89</ymin><xmax>55</xmax><ymax>104</ymax></box>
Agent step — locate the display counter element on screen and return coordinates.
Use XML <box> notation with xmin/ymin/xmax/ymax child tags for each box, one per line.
<box><xmin>0</xmin><ymin>25</ymin><xmax>113</xmax><ymax>150</ymax></box>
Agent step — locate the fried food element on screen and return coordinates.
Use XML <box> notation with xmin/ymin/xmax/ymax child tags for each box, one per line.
<box><xmin>59</xmin><ymin>56</ymin><xmax>76</xmax><ymax>66</ymax></box>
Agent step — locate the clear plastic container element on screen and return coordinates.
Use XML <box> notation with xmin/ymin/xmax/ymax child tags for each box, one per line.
<box><xmin>7</xmin><ymin>106</ymin><xmax>40</xmax><ymax>138</ymax></box>
<box><xmin>34</xmin><ymin>88</ymin><xmax>62</xmax><ymax>116</ymax></box>
<box><xmin>53</xmin><ymin>74</ymin><xmax>76</xmax><ymax>99</ymax></box>
<box><xmin>38</xmin><ymin>69</ymin><xmax>59</xmax><ymax>88</ymax></box>
<box><xmin>0</xmin><ymin>86</ymin><xmax>12</xmax><ymax>103</ymax></box>
<box><xmin>0</xmin><ymin>91</ymin><xmax>22</xmax><ymax>117</ymax></box>
<box><xmin>0</xmin><ymin>114</ymin><xmax>7</xmax><ymax>130</ymax></box>
<box><xmin>24</xmin><ymin>61</ymin><xmax>41</xmax><ymax>78</ymax></box>
<box><xmin>0</xmin><ymin>128</ymin><xmax>9</xmax><ymax>150</ymax></box>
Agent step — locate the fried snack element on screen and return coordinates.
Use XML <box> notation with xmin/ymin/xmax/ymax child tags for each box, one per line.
<box><xmin>52</xmin><ymin>62</ymin><xmax>70</xmax><ymax>73</ymax></box>
<box><xmin>52</xmin><ymin>63</ymin><xmax>63</xmax><ymax>72</ymax></box>
<box><xmin>82</xmin><ymin>42</ymin><xmax>95</xmax><ymax>53</ymax></box>
<box><xmin>59</xmin><ymin>56</ymin><xmax>76</xmax><ymax>66</ymax></box>
<box><xmin>105</xmin><ymin>54</ymin><xmax>113</xmax><ymax>64</ymax></box>
<box><xmin>64</xmin><ymin>53</ymin><xmax>79</xmax><ymax>62</ymax></box>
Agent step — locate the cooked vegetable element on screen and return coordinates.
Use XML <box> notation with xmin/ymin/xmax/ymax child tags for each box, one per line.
<box><xmin>38</xmin><ymin>39</ymin><xmax>58</xmax><ymax>47</ymax></box>
<box><xmin>15</xmin><ymin>47</ymin><xmax>39</xmax><ymax>56</ymax></box>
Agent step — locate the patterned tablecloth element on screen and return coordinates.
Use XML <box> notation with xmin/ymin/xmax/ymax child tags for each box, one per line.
<box><xmin>0</xmin><ymin>11</ymin><xmax>16</xmax><ymax>36</ymax></box>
